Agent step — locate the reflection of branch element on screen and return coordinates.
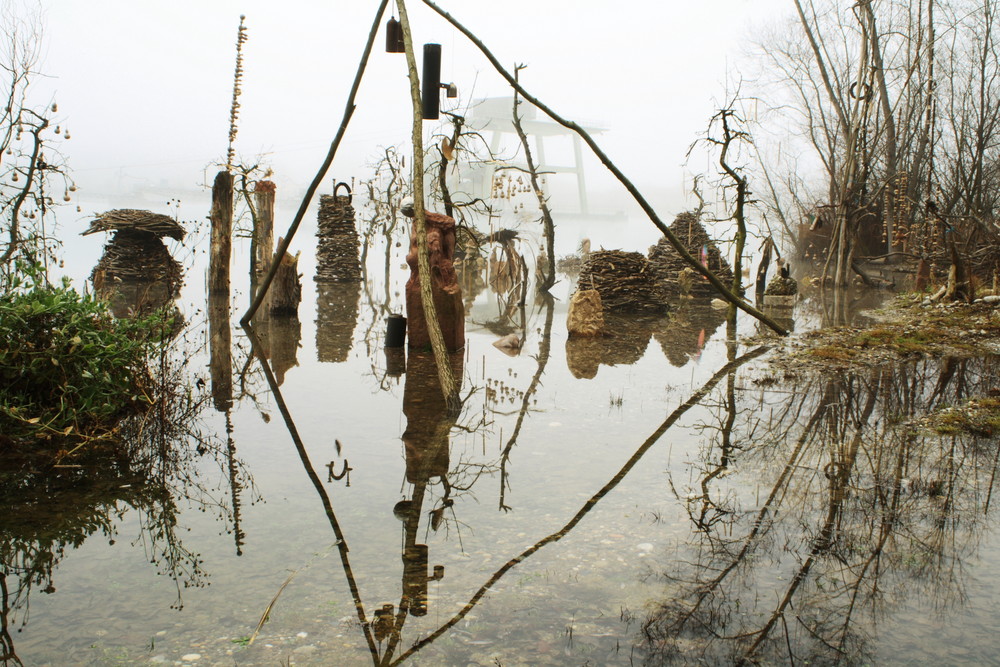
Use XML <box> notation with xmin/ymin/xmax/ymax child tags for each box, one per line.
<box><xmin>240</xmin><ymin>321</ymin><xmax>379</xmax><ymax>660</ymax></box>
<box><xmin>499</xmin><ymin>296</ymin><xmax>554</xmax><ymax>511</ymax></box>
<box><xmin>740</xmin><ymin>376</ymin><xmax>880</xmax><ymax>664</ymax></box>
<box><xmin>391</xmin><ymin>345</ymin><xmax>769</xmax><ymax>665</ymax></box>
<box><xmin>0</xmin><ymin>573</ymin><xmax>22</xmax><ymax>667</ymax></box>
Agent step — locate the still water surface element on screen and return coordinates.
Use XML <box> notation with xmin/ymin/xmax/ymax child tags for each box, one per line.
<box><xmin>4</xmin><ymin>240</ymin><xmax>1000</xmax><ymax>666</ymax></box>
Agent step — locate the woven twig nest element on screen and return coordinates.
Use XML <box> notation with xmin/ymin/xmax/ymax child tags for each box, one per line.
<box><xmin>83</xmin><ymin>209</ymin><xmax>185</xmax><ymax>241</ymax></box>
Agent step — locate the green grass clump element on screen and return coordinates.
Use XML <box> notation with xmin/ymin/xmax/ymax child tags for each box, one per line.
<box><xmin>0</xmin><ymin>277</ymin><xmax>172</xmax><ymax>446</ymax></box>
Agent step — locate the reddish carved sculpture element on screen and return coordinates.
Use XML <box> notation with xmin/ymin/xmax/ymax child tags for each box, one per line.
<box><xmin>404</xmin><ymin>208</ymin><xmax>465</xmax><ymax>351</ymax></box>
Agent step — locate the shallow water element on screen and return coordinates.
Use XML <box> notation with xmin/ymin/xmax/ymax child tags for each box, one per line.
<box><xmin>4</xmin><ymin>236</ymin><xmax>1000</xmax><ymax>666</ymax></box>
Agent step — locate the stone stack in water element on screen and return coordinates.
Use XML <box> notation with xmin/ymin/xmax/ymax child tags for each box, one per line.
<box><xmin>315</xmin><ymin>194</ymin><xmax>361</xmax><ymax>282</ymax></box>
<box><xmin>648</xmin><ymin>212</ymin><xmax>734</xmax><ymax>298</ymax></box>
<box><xmin>315</xmin><ymin>193</ymin><xmax>361</xmax><ymax>362</ymax></box>
<box><xmin>575</xmin><ymin>250</ymin><xmax>669</xmax><ymax>314</ymax></box>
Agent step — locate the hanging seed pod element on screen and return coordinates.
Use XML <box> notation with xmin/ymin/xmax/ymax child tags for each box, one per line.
<box><xmin>51</xmin><ymin>102</ymin><xmax>57</xmax><ymax>112</ymax></box>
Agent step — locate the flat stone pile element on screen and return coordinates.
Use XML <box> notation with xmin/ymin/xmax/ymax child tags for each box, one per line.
<box><xmin>648</xmin><ymin>212</ymin><xmax>734</xmax><ymax>298</ymax></box>
<box><xmin>315</xmin><ymin>194</ymin><xmax>361</xmax><ymax>282</ymax></box>
<box><xmin>576</xmin><ymin>250</ymin><xmax>669</xmax><ymax>314</ymax></box>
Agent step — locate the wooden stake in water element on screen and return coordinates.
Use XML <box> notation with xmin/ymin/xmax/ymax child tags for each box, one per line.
<box><xmin>209</xmin><ymin>170</ymin><xmax>234</xmax><ymax>295</ymax></box>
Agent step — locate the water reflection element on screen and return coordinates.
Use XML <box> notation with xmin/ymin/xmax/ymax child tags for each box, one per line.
<box><xmin>653</xmin><ymin>303</ymin><xmax>728</xmax><ymax>367</ymax></box>
<box><xmin>0</xmin><ymin>341</ymin><xmax>249</xmax><ymax>666</ymax></box>
<box><xmin>645</xmin><ymin>355</ymin><xmax>1000</xmax><ymax>665</ymax></box>
<box><xmin>316</xmin><ymin>282</ymin><xmax>361</xmax><ymax>363</ymax></box>
<box><xmin>565</xmin><ymin>314</ymin><xmax>665</xmax><ymax>379</ymax></box>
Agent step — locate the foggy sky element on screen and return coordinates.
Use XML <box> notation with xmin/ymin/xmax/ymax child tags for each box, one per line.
<box><xmin>18</xmin><ymin>0</ymin><xmax>795</xmax><ymax>272</ymax></box>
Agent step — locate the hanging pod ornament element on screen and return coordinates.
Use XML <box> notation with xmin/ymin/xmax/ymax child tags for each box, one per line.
<box><xmin>385</xmin><ymin>17</ymin><xmax>404</xmax><ymax>53</ymax></box>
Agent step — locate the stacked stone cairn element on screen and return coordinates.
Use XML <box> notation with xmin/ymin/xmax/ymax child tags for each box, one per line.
<box><xmin>648</xmin><ymin>212</ymin><xmax>734</xmax><ymax>298</ymax></box>
<box><xmin>314</xmin><ymin>193</ymin><xmax>361</xmax><ymax>363</ymax></box>
<box><xmin>315</xmin><ymin>194</ymin><xmax>361</xmax><ymax>282</ymax></box>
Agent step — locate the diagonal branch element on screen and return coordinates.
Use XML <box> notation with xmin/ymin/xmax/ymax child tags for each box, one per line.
<box><xmin>421</xmin><ymin>0</ymin><xmax>788</xmax><ymax>335</ymax></box>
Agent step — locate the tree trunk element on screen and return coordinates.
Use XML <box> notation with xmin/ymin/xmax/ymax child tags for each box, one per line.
<box><xmin>397</xmin><ymin>0</ymin><xmax>461</xmax><ymax>412</ymax></box>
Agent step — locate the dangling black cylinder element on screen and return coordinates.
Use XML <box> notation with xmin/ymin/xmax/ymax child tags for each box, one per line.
<box><xmin>421</xmin><ymin>43</ymin><xmax>442</xmax><ymax>120</ymax></box>
<box><xmin>385</xmin><ymin>18</ymin><xmax>404</xmax><ymax>53</ymax></box>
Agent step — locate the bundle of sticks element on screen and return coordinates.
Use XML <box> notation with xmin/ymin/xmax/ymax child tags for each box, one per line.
<box><xmin>576</xmin><ymin>250</ymin><xmax>669</xmax><ymax>314</ymax></box>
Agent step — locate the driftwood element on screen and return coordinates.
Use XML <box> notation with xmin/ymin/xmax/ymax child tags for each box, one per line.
<box><xmin>649</xmin><ymin>212</ymin><xmax>734</xmax><ymax>298</ymax></box>
<box><xmin>91</xmin><ymin>229</ymin><xmax>182</xmax><ymax>288</ymax></box>
<box><xmin>576</xmin><ymin>250</ymin><xmax>669</xmax><ymax>315</ymax></box>
<box><xmin>252</xmin><ymin>180</ymin><xmax>276</xmax><ymax>296</ymax></box>
<box><xmin>83</xmin><ymin>209</ymin><xmax>185</xmax><ymax>241</ymax></box>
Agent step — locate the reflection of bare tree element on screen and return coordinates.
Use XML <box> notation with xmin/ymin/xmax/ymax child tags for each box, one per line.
<box><xmin>497</xmin><ymin>294</ymin><xmax>554</xmax><ymax>511</ymax></box>
<box><xmin>389</xmin><ymin>345</ymin><xmax>768</xmax><ymax>665</ymax></box>
<box><xmin>645</xmin><ymin>356</ymin><xmax>1000</xmax><ymax>665</ymax></box>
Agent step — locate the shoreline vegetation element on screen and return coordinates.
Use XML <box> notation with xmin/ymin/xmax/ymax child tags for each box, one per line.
<box><xmin>0</xmin><ymin>271</ymin><xmax>174</xmax><ymax>454</ymax></box>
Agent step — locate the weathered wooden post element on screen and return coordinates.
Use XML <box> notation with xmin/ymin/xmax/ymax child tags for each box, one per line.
<box><xmin>208</xmin><ymin>291</ymin><xmax>233</xmax><ymax>411</ymax></box>
<box><xmin>252</xmin><ymin>180</ymin><xmax>276</xmax><ymax>304</ymax></box>
<box><xmin>209</xmin><ymin>171</ymin><xmax>234</xmax><ymax>294</ymax></box>
<box><xmin>269</xmin><ymin>237</ymin><xmax>302</xmax><ymax>316</ymax></box>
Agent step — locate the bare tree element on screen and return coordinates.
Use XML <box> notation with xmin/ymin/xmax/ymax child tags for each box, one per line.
<box><xmin>0</xmin><ymin>5</ymin><xmax>74</xmax><ymax>281</ymax></box>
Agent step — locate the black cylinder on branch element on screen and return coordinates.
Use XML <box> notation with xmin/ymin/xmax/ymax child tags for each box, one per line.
<box><xmin>421</xmin><ymin>43</ymin><xmax>442</xmax><ymax>120</ymax></box>
<box><xmin>385</xmin><ymin>17</ymin><xmax>404</xmax><ymax>53</ymax></box>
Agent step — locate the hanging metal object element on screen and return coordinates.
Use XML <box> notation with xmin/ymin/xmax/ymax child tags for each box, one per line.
<box><xmin>421</xmin><ymin>43</ymin><xmax>442</xmax><ymax>120</ymax></box>
<box><xmin>443</xmin><ymin>82</ymin><xmax>458</xmax><ymax>99</ymax></box>
<box><xmin>385</xmin><ymin>17</ymin><xmax>404</xmax><ymax>53</ymax></box>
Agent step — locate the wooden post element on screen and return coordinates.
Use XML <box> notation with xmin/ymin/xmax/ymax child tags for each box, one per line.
<box><xmin>210</xmin><ymin>171</ymin><xmax>234</xmax><ymax>294</ymax></box>
<box><xmin>208</xmin><ymin>291</ymin><xmax>233</xmax><ymax>412</ymax></box>
<box><xmin>252</xmin><ymin>181</ymin><xmax>275</xmax><ymax>290</ymax></box>
<box><xmin>269</xmin><ymin>237</ymin><xmax>302</xmax><ymax>316</ymax></box>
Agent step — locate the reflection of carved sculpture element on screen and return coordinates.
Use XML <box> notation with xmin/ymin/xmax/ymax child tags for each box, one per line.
<box><xmin>401</xmin><ymin>351</ymin><xmax>463</xmax><ymax>482</ymax></box>
<box><xmin>391</xmin><ymin>350</ymin><xmax>462</xmax><ymax>621</ymax></box>
<box><xmin>404</xmin><ymin>211</ymin><xmax>465</xmax><ymax>351</ymax></box>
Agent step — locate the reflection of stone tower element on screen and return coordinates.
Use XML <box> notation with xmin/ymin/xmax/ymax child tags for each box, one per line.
<box><xmin>315</xmin><ymin>189</ymin><xmax>362</xmax><ymax>362</ymax></box>
<box><xmin>315</xmin><ymin>283</ymin><xmax>361</xmax><ymax>363</ymax></box>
